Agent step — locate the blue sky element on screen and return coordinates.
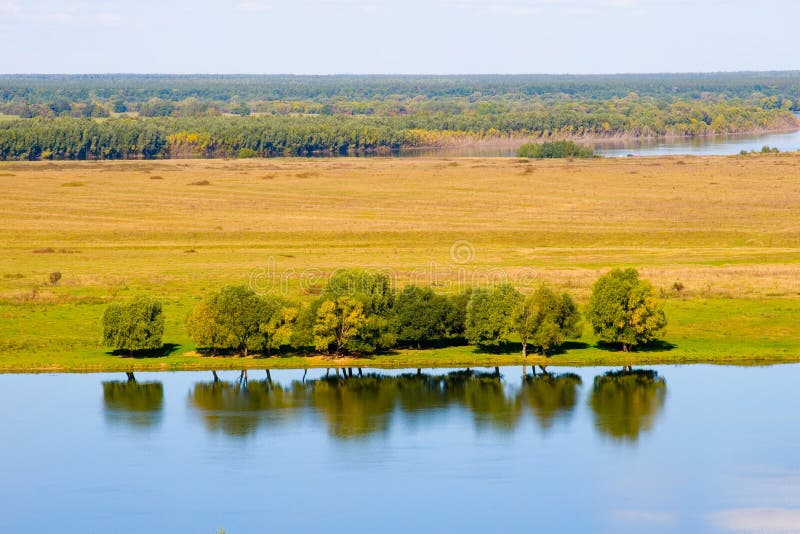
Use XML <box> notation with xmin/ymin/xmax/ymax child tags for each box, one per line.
<box><xmin>0</xmin><ymin>0</ymin><xmax>798</xmax><ymax>74</ymax></box>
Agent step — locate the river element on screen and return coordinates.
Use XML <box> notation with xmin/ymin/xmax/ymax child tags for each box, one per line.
<box><xmin>1</xmin><ymin>365</ymin><xmax>798</xmax><ymax>533</ymax></box>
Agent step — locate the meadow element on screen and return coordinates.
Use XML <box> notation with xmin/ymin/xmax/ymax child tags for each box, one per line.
<box><xmin>1</xmin><ymin>154</ymin><xmax>799</xmax><ymax>371</ymax></box>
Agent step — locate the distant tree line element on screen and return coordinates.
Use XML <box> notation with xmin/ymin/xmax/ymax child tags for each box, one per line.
<box><xmin>3</xmin><ymin>73</ymin><xmax>800</xmax><ymax>106</ymax></box>
<box><xmin>1</xmin><ymin>73</ymin><xmax>798</xmax><ymax>160</ymax></box>
<box><xmin>0</xmin><ymin>95</ymin><xmax>796</xmax><ymax>161</ymax></box>
<box><xmin>103</xmin><ymin>268</ymin><xmax>667</xmax><ymax>358</ymax></box>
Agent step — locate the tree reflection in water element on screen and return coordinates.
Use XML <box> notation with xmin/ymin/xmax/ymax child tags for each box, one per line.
<box><xmin>520</xmin><ymin>370</ymin><xmax>583</xmax><ymax>430</ymax></box>
<box><xmin>186</xmin><ymin>367</ymin><xmax>666</xmax><ymax>441</ymax></box>
<box><xmin>589</xmin><ymin>369</ymin><xmax>667</xmax><ymax>442</ymax></box>
<box><xmin>188</xmin><ymin>371</ymin><xmax>307</xmax><ymax>437</ymax></box>
<box><xmin>102</xmin><ymin>372</ymin><xmax>164</xmax><ymax>429</ymax></box>
<box><xmin>188</xmin><ymin>368</ymin><xmax>584</xmax><ymax>438</ymax></box>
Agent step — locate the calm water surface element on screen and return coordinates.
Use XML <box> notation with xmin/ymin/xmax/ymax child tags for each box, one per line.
<box><xmin>1</xmin><ymin>365</ymin><xmax>799</xmax><ymax>533</ymax></box>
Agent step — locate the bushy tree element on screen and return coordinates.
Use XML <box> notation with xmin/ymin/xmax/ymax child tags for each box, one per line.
<box><xmin>315</xmin><ymin>270</ymin><xmax>397</xmax><ymax>353</ymax></box>
<box><xmin>444</xmin><ymin>289</ymin><xmax>472</xmax><ymax>338</ymax></box>
<box><xmin>586</xmin><ymin>268</ymin><xmax>667</xmax><ymax>352</ymax></box>
<box><xmin>516</xmin><ymin>286</ymin><xmax>582</xmax><ymax>356</ymax></box>
<box><xmin>186</xmin><ymin>301</ymin><xmax>228</xmax><ymax>355</ymax></box>
<box><xmin>258</xmin><ymin>295</ymin><xmax>297</xmax><ymax>354</ymax></box>
<box><xmin>103</xmin><ymin>296</ymin><xmax>165</xmax><ymax>353</ymax></box>
<box><xmin>313</xmin><ymin>296</ymin><xmax>366</xmax><ymax>354</ymax></box>
<box><xmin>187</xmin><ymin>286</ymin><xmax>295</xmax><ymax>356</ymax></box>
<box><xmin>465</xmin><ymin>284</ymin><xmax>522</xmax><ymax>350</ymax></box>
<box><xmin>395</xmin><ymin>285</ymin><xmax>454</xmax><ymax>348</ymax></box>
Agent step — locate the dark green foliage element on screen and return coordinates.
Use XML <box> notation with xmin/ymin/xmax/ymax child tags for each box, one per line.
<box><xmin>465</xmin><ymin>284</ymin><xmax>522</xmax><ymax>349</ymax></box>
<box><xmin>516</xmin><ymin>140</ymin><xmax>594</xmax><ymax>158</ymax></box>
<box><xmin>395</xmin><ymin>285</ymin><xmax>457</xmax><ymax>347</ymax></box>
<box><xmin>586</xmin><ymin>268</ymin><xmax>667</xmax><ymax>352</ymax></box>
<box><xmin>444</xmin><ymin>290</ymin><xmax>472</xmax><ymax>337</ymax></box>
<box><xmin>102</xmin><ymin>296</ymin><xmax>165</xmax><ymax>353</ymax></box>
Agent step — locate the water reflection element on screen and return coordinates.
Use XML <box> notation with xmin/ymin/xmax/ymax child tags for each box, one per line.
<box><xmin>520</xmin><ymin>371</ymin><xmax>583</xmax><ymax>430</ymax></box>
<box><xmin>186</xmin><ymin>367</ymin><xmax>625</xmax><ymax>439</ymax></box>
<box><xmin>188</xmin><ymin>371</ymin><xmax>306</xmax><ymax>437</ymax></box>
<box><xmin>588</xmin><ymin>369</ymin><xmax>667</xmax><ymax>442</ymax></box>
<box><xmin>102</xmin><ymin>373</ymin><xmax>164</xmax><ymax>428</ymax></box>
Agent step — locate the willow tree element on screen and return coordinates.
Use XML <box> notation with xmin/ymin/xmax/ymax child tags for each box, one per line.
<box><xmin>102</xmin><ymin>295</ymin><xmax>165</xmax><ymax>353</ymax></box>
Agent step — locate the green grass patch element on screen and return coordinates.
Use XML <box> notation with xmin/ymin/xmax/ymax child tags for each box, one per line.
<box><xmin>1</xmin><ymin>297</ymin><xmax>799</xmax><ymax>373</ymax></box>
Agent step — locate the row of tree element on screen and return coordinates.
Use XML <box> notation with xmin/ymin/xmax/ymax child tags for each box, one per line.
<box><xmin>103</xmin><ymin>268</ymin><xmax>667</xmax><ymax>357</ymax></box>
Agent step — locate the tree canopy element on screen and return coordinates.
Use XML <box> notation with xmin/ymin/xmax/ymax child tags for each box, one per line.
<box><xmin>586</xmin><ymin>268</ymin><xmax>667</xmax><ymax>352</ymax></box>
<box><xmin>102</xmin><ymin>295</ymin><xmax>165</xmax><ymax>353</ymax></box>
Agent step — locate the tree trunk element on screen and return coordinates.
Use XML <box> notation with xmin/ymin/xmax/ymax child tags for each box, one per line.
<box><xmin>265</xmin><ymin>369</ymin><xmax>272</xmax><ymax>382</ymax></box>
<box><xmin>522</xmin><ymin>342</ymin><xmax>527</xmax><ymax>358</ymax></box>
<box><xmin>494</xmin><ymin>366</ymin><xmax>500</xmax><ymax>377</ymax></box>
<box><xmin>212</xmin><ymin>370</ymin><xmax>219</xmax><ymax>382</ymax></box>
<box><xmin>126</xmin><ymin>372</ymin><xmax>136</xmax><ymax>382</ymax></box>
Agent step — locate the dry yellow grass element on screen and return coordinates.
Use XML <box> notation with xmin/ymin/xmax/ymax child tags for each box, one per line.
<box><xmin>1</xmin><ymin>155</ymin><xmax>799</xmax><ymax>300</ymax></box>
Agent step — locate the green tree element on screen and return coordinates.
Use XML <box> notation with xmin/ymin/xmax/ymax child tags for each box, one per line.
<box><xmin>465</xmin><ymin>284</ymin><xmax>522</xmax><ymax>350</ymax></box>
<box><xmin>586</xmin><ymin>268</ymin><xmax>667</xmax><ymax>352</ymax></box>
<box><xmin>515</xmin><ymin>286</ymin><xmax>582</xmax><ymax>356</ymax></box>
<box><xmin>444</xmin><ymin>289</ymin><xmax>472</xmax><ymax>338</ymax></box>
<box><xmin>318</xmin><ymin>270</ymin><xmax>397</xmax><ymax>352</ymax></box>
<box><xmin>102</xmin><ymin>295</ymin><xmax>165</xmax><ymax>353</ymax></box>
<box><xmin>313</xmin><ymin>296</ymin><xmax>366</xmax><ymax>354</ymax></box>
<box><xmin>186</xmin><ymin>285</ymin><xmax>265</xmax><ymax>356</ymax></box>
<box><xmin>395</xmin><ymin>285</ymin><xmax>453</xmax><ymax>348</ymax></box>
<box><xmin>186</xmin><ymin>301</ymin><xmax>228</xmax><ymax>355</ymax></box>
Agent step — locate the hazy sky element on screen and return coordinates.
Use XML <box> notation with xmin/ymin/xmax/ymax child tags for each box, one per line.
<box><xmin>0</xmin><ymin>0</ymin><xmax>798</xmax><ymax>74</ymax></box>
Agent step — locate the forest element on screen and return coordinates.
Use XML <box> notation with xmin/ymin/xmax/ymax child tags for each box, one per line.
<box><xmin>0</xmin><ymin>73</ymin><xmax>798</xmax><ymax>159</ymax></box>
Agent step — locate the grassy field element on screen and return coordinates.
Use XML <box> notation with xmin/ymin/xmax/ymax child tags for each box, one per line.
<box><xmin>1</xmin><ymin>155</ymin><xmax>799</xmax><ymax>372</ymax></box>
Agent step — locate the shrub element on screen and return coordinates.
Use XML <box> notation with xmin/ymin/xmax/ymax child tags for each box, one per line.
<box><xmin>516</xmin><ymin>140</ymin><xmax>594</xmax><ymax>159</ymax></box>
